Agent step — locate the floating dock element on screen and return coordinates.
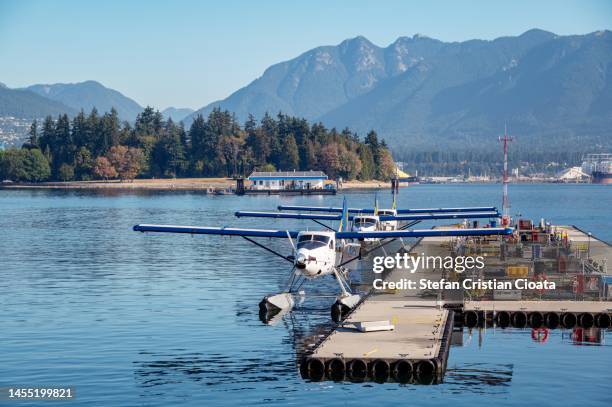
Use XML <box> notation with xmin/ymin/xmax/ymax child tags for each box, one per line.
<box><xmin>300</xmin><ymin>225</ymin><xmax>611</xmax><ymax>384</ymax></box>
<box><xmin>301</xmin><ymin>234</ymin><xmax>454</xmax><ymax>383</ymax></box>
<box><xmin>462</xmin><ymin>300</ymin><xmax>612</xmax><ymax>328</ymax></box>
<box><xmin>238</xmin><ymin>188</ymin><xmax>336</xmax><ymax>196</ymax></box>
<box><xmin>301</xmin><ymin>300</ymin><xmax>453</xmax><ymax>383</ymax></box>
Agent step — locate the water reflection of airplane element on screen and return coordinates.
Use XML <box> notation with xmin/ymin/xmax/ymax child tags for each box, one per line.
<box><xmin>134</xmin><ymin>198</ymin><xmax>509</xmax><ymax>322</ymax></box>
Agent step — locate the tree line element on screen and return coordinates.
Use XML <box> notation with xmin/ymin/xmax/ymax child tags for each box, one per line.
<box><xmin>0</xmin><ymin>107</ymin><xmax>396</xmax><ymax>183</ymax></box>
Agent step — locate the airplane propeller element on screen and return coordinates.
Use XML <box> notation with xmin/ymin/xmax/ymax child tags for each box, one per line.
<box><xmin>286</xmin><ymin>230</ymin><xmax>297</xmax><ymax>261</ymax></box>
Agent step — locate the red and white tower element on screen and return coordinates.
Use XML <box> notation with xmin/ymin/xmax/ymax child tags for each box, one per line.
<box><xmin>499</xmin><ymin>125</ymin><xmax>513</xmax><ymax>226</ymax></box>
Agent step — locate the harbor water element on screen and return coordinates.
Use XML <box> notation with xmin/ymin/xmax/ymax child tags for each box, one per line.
<box><xmin>1</xmin><ymin>184</ymin><xmax>611</xmax><ymax>406</ymax></box>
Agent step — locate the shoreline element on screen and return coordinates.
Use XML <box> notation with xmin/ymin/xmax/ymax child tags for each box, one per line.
<box><xmin>0</xmin><ymin>178</ymin><xmax>599</xmax><ymax>191</ymax></box>
<box><xmin>0</xmin><ymin>178</ymin><xmax>394</xmax><ymax>191</ymax></box>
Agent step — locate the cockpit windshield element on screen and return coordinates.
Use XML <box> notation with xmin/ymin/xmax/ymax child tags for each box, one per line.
<box><xmin>353</xmin><ymin>218</ymin><xmax>377</xmax><ymax>228</ymax></box>
<box><xmin>297</xmin><ymin>234</ymin><xmax>331</xmax><ymax>250</ymax></box>
<box><xmin>379</xmin><ymin>210</ymin><xmax>395</xmax><ymax>216</ymax></box>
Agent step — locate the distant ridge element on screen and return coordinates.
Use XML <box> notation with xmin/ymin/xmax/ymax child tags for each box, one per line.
<box><xmin>186</xmin><ymin>29</ymin><xmax>612</xmax><ymax>150</ymax></box>
<box><xmin>26</xmin><ymin>80</ymin><xmax>143</xmax><ymax>121</ymax></box>
<box><xmin>161</xmin><ymin>107</ymin><xmax>194</xmax><ymax>122</ymax></box>
<box><xmin>0</xmin><ymin>86</ymin><xmax>76</xmax><ymax>118</ymax></box>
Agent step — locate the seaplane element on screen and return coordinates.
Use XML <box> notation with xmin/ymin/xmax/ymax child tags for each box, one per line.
<box><xmin>133</xmin><ymin>198</ymin><xmax>510</xmax><ymax>322</ymax></box>
<box><xmin>235</xmin><ymin>194</ymin><xmax>500</xmax><ymax>239</ymax></box>
<box><xmin>235</xmin><ymin>206</ymin><xmax>500</xmax><ymax>251</ymax></box>
<box><xmin>351</xmin><ymin>194</ymin><xmax>393</xmax><ymax>240</ymax></box>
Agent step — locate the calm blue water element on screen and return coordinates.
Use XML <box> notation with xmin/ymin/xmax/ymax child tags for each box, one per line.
<box><xmin>1</xmin><ymin>184</ymin><xmax>610</xmax><ymax>406</ymax></box>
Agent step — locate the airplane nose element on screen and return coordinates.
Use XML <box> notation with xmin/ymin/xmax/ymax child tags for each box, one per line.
<box><xmin>295</xmin><ymin>254</ymin><xmax>307</xmax><ymax>269</ymax></box>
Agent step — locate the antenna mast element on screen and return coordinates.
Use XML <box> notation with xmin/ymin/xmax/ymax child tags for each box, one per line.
<box><xmin>499</xmin><ymin>125</ymin><xmax>513</xmax><ymax>226</ymax></box>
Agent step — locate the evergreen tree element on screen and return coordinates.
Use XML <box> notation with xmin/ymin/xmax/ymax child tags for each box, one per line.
<box><xmin>278</xmin><ymin>134</ymin><xmax>299</xmax><ymax>171</ymax></box>
<box><xmin>358</xmin><ymin>145</ymin><xmax>375</xmax><ymax>180</ymax></box>
<box><xmin>188</xmin><ymin>115</ymin><xmax>207</xmax><ymax>175</ymax></box>
<box><xmin>25</xmin><ymin>120</ymin><xmax>39</xmax><ymax>149</ymax></box>
<box><xmin>365</xmin><ymin>130</ymin><xmax>379</xmax><ymax>156</ymax></box>
<box><xmin>85</xmin><ymin>108</ymin><xmax>100</xmax><ymax>153</ymax></box>
<box><xmin>74</xmin><ymin>147</ymin><xmax>94</xmax><ymax>180</ymax></box>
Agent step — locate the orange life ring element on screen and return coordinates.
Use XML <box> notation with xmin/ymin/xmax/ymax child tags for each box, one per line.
<box><xmin>531</xmin><ymin>328</ymin><xmax>549</xmax><ymax>343</ymax></box>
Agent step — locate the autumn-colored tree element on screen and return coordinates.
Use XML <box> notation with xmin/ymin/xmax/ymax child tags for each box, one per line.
<box><xmin>93</xmin><ymin>156</ymin><xmax>117</xmax><ymax>180</ymax></box>
<box><xmin>124</xmin><ymin>148</ymin><xmax>143</xmax><ymax>180</ymax></box>
<box><xmin>376</xmin><ymin>148</ymin><xmax>397</xmax><ymax>180</ymax></box>
<box><xmin>319</xmin><ymin>143</ymin><xmax>341</xmax><ymax>179</ymax></box>
<box><xmin>107</xmin><ymin>145</ymin><xmax>143</xmax><ymax>181</ymax></box>
<box><xmin>338</xmin><ymin>147</ymin><xmax>362</xmax><ymax>180</ymax></box>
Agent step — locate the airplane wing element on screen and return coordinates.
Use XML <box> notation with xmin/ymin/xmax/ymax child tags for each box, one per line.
<box><xmin>235</xmin><ymin>211</ymin><xmax>499</xmax><ymax>221</ymax></box>
<box><xmin>335</xmin><ymin>227</ymin><xmax>513</xmax><ymax>239</ymax></box>
<box><xmin>234</xmin><ymin>210</ymin><xmax>499</xmax><ymax>222</ymax></box>
<box><xmin>234</xmin><ymin>211</ymin><xmax>341</xmax><ymax>221</ymax></box>
<box><xmin>378</xmin><ymin>211</ymin><xmax>499</xmax><ymax>221</ymax></box>
<box><xmin>277</xmin><ymin>205</ymin><xmax>497</xmax><ymax>214</ymax></box>
<box><xmin>395</xmin><ymin>206</ymin><xmax>497</xmax><ymax>214</ymax></box>
<box><xmin>277</xmin><ymin>205</ymin><xmax>356</xmax><ymax>213</ymax></box>
<box><xmin>133</xmin><ymin>224</ymin><xmax>299</xmax><ymax>238</ymax></box>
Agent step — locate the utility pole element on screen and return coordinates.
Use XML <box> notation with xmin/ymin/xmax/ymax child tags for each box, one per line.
<box><xmin>499</xmin><ymin>125</ymin><xmax>513</xmax><ymax>226</ymax></box>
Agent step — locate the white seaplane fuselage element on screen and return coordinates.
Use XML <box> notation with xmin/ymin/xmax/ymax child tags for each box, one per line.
<box><xmin>351</xmin><ymin>215</ymin><xmax>381</xmax><ymax>242</ymax></box>
<box><xmin>294</xmin><ymin>231</ymin><xmax>337</xmax><ymax>278</ymax></box>
<box><xmin>378</xmin><ymin>209</ymin><xmax>398</xmax><ymax>230</ymax></box>
<box><xmin>263</xmin><ymin>230</ymin><xmax>360</xmax><ymax>315</ymax></box>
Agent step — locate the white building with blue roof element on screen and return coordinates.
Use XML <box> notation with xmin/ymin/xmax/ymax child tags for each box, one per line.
<box><xmin>248</xmin><ymin>170</ymin><xmax>328</xmax><ymax>190</ymax></box>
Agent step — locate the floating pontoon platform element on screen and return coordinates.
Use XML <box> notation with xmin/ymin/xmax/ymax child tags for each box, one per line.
<box><xmin>301</xmin><ymin>300</ymin><xmax>453</xmax><ymax>383</ymax></box>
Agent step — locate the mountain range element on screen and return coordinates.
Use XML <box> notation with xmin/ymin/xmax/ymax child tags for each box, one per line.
<box><xmin>2</xmin><ymin>29</ymin><xmax>611</xmax><ymax>151</ymax></box>
<box><xmin>25</xmin><ymin>80</ymin><xmax>143</xmax><ymax>121</ymax></box>
<box><xmin>0</xmin><ymin>84</ymin><xmax>76</xmax><ymax>119</ymax></box>
<box><xmin>186</xmin><ymin>29</ymin><xmax>612</xmax><ymax>150</ymax></box>
<box><xmin>1</xmin><ymin>80</ymin><xmax>195</xmax><ymax>125</ymax></box>
<box><xmin>0</xmin><ymin>80</ymin><xmax>143</xmax><ymax>123</ymax></box>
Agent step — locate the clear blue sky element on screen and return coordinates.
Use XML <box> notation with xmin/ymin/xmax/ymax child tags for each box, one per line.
<box><xmin>1</xmin><ymin>0</ymin><xmax>610</xmax><ymax>109</ymax></box>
